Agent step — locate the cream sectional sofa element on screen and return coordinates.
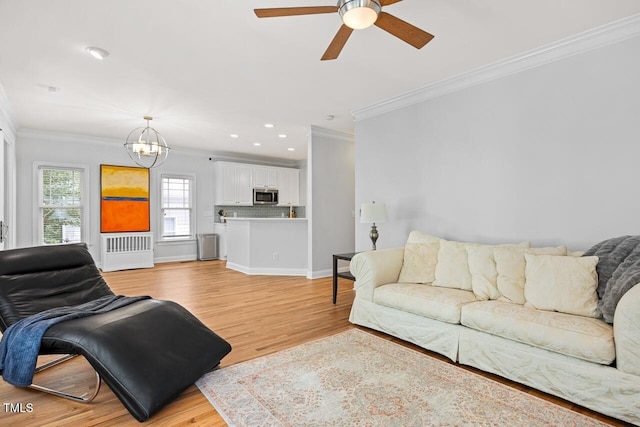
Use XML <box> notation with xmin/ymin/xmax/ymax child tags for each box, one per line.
<box><xmin>349</xmin><ymin>231</ymin><xmax>640</xmax><ymax>425</ymax></box>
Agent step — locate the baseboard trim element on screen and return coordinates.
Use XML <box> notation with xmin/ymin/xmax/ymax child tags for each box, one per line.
<box><xmin>226</xmin><ymin>262</ymin><xmax>307</xmax><ymax>276</ymax></box>
<box><xmin>307</xmin><ymin>269</ymin><xmax>333</xmax><ymax>279</ymax></box>
<box><xmin>153</xmin><ymin>255</ymin><xmax>197</xmax><ymax>264</ymax></box>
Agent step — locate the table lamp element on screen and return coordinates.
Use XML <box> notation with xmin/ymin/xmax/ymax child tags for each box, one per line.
<box><xmin>360</xmin><ymin>201</ymin><xmax>387</xmax><ymax>250</ymax></box>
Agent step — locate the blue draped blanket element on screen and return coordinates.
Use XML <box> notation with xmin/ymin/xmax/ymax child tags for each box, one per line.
<box><xmin>0</xmin><ymin>294</ymin><xmax>150</xmax><ymax>387</ymax></box>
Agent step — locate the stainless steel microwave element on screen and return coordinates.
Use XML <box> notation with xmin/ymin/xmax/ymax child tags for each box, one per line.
<box><xmin>253</xmin><ymin>188</ymin><xmax>278</xmax><ymax>205</ymax></box>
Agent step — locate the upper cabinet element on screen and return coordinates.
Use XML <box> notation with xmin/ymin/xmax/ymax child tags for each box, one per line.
<box><xmin>215</xmin><ymin>162</ymin><xmax>301</xmax><ymax>206</ymax></box>
<box><xmin>215</xmin><ymin>162</ymin><xmax>253</xmax><ymax>205</ymax></box>
<box><xmin>252</xmin><ymin>166</ymin><xmax>278</xmax><ymax>188</ymax></box>
<box><xmin>277</xmin><ymin>168</ymin><xmax>299</xmax><ymax>206</ymax></box>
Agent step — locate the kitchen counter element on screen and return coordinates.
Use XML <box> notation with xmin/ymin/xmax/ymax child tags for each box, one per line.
<box><xmin>224</xmin><ymin>217</ymin><xmax>308</xmax><ymax>276</ymax></box>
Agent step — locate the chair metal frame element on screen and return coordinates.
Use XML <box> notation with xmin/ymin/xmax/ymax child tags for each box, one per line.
<box><xmin>29</xmin><ymin>354</ymin><xmax>101</xmax><ymax>403</ymax></box>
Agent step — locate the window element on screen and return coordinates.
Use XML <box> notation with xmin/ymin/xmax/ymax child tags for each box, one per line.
<box><xmin>161</xmin><ymin>175</ymin><xmax>194</xmax><ymax>239</ymax></box>
<box><xmin>36</xmin><ymin>165</ymin><xmax>88</xmax><ymax>245</ymax></box>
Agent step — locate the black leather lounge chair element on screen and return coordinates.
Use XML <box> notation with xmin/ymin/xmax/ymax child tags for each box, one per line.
<box><xmin>0</xmin><ymin>243</ymin><xmax>232</xmax><ymax>422</ymax></box>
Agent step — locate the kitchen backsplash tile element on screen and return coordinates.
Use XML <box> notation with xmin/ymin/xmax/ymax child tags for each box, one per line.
<box><xmin>215</xmin><ymin>205</ymin><xmax>306</xmax><ymax>222</ymax></box>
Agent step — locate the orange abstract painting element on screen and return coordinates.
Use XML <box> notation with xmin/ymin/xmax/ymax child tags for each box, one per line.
<box><xmin>100</xmin><ymin>165</ymin><xmax>150</xmax><ymax>232</ymax></box>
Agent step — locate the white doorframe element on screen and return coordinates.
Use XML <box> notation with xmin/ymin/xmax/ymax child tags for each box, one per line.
<box><xmin>0</xmin><ymin>129</ymin><xmax>16</xmax><ymax>249</ymax></box>
<box><xmin>5</xmin><ymin>132</ymin><xmax>16</xmax><ymax>249</ymax></box>
<box><xmin>0</xmin><ymin>129</ymin><xmax>5</xmax><ymax>249</ymax></box>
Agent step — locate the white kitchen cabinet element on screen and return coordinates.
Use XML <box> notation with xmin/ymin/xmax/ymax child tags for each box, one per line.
<box><xmin>289</xmin><ymin>169</ymin><xmax>299</xmax><ymax>206</ymax></box>
<box><xmin>215</xmin><ymin>162</ymin><xmax>253</xmax><ymax>205</ymax></box>
<box><xmin>277</xmin><ymin>168</ymin><xmax>299</xmax><ymax>206</ymax></box>
<box><xmin>236</xmin><ymin>166</ymin><xmax>252</xmax><ymax>204</ymax></box>
<box><xmin>252</xmin><ymin>166</ymin><xmax>278</xmax><ymax>188</ymax></box>
<box><xmin>215</xmin><ymin>161</ymin><xmax>300</xmax><ymax>206</ymax></box>
<box><xmin>214</xmin><ymin>223</ymin><xmax>227</xmax><ymax>259</ymax></box>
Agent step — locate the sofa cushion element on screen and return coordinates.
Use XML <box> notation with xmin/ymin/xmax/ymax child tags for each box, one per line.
<box><xmin>524</xmin><ymin>254</ymin><xmax>600</xmax><ymax>318</ymax></box>
<box><xmin>467</xmin><ymin>245</ymin><xmax>502</xmax><ymax>300</ymax></box>
<box><xmin>434</xmin><ymin>240</ymin><xmax>475</xmax><ymax>291</ymax></box>
<box><xmin>397</xmin><ymin>231</ymin><xmax>441</xmax><ymax>284</ymax></box>
<box><xmin>373</xmin><ymin>283</ymin><xmax>477</xmax><ymax>324</ymax></box>
<box><xmin>494</xmin><ymin>246</ymin><xmax>568</xmax><ymax>304</ymax></box>
<box><xmin>466</xmin><ymin>243</ymin><xmax>529</xmax><ymax>300</ymax></box>
<box><xmin>435</xmin><ymin>240</ymin><xmax>530</xmax><ymax>293</ymax></box>
<box><xmin>461</xmin><ymin>301</ymin><xmax>614</xmax><ymax>365</ymax></box>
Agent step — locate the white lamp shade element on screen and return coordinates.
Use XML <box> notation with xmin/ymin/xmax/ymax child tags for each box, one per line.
<box><xmin>360</xmin><ymin>203</ymin><xmax>387</xmax><ymax>224</ymax></box>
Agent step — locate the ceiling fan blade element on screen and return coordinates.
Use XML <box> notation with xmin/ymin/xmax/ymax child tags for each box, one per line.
<box><xmin>374</xmin><ymin>11</ymin><xmax>434</xmax><ymax>49</ymax></box>
<box><xmin>380</xmin><ymin>0</ymin><xmax>403</xmax><ymax>5</ymax></box>
<box><xmin>254</xmin><ymin>6</ymin><xmax>337</xmax><ymax>18</ymax></box>
<box><xmin>321</xmin><ymin>25</ymin><xmax>354</xmax><ymax>61</ymax></box>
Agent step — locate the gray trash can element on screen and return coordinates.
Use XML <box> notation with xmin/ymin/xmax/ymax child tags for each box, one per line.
<box><xmin>197</xmin><ymin>233</ymin><xmax>218</xmax><ymax>261</ymax></box>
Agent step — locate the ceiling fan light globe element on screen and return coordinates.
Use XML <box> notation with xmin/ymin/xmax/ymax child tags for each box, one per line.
<box><xmin>343</xmin><ymin>8</ymin><xmax>378</xmax><ymax>29</ymax></box>
<box><xmin>338</xmin><ymin>0</ymin><xmax>381</xmax><ymax>30</ymax></box>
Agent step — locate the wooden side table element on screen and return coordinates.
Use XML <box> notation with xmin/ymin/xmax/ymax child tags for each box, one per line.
<box><xmin>332</xmin><ymin>252</ymin><xmax>359</xmax><ymax>304</ymax></box>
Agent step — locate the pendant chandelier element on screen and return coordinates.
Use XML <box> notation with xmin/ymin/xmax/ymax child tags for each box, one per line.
<box><xmin>124</xmin><ymin>116</ymin><xmax>170</xmax><ymax>168</ymax></box>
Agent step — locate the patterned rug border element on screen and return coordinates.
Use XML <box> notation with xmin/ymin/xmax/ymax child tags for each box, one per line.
<box><xmin>197</xmin><ymin>328</ymin><xmax>608</xmax><ymax>426</ymax></box>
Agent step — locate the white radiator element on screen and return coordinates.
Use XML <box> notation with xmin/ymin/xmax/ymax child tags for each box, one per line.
<box><xmin>100</xmin><ymin>232</ymin><xmax>154</xmax><ymax>272</ymax></box>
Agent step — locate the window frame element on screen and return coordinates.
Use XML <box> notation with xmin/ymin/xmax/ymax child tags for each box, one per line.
<box><xmin>33</xmin><ymin>161</ymin><xmax>90</xmax><ymax>246</ymax></box>
<box><xmin>158</xmin><ymin>172</ymin><xmax>195</xmax><ymax>241</ymax></box>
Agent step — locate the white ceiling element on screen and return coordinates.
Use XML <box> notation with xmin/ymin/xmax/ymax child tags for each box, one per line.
<box><xmin>1</xmin><ymin>1</ymin><xmax>639</xmax><ymax>161</ymax></box>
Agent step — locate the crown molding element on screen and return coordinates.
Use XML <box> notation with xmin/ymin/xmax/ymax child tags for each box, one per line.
<box><xmin>18</xmin><ymin>128</ymin><xmax>122</xmax><ymax>146</ymax></box>
<box><xmin>353</xmin><ymin>13</ymin><xmax>640</xmax><ymax>122</ymax></box>
<box><xmin>17</xmin><ymin>128</ymin><xmax>298</xmax><ymax>165</ymax></box>
<box><xmin>208</xmin><ymin>151</ymin><xmax>300</xmax><ymax>168</ymax></box>
<box><xmin>308</xmin><ymin>125</ymin><xmax>354</xmax><ymax>142</ymax></box>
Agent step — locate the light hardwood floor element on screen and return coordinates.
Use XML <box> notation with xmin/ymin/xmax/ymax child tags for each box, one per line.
<box><xmin>0</xmin><ymin>260</ymin><xmax>629</xmax><ymax>426</ymax></box>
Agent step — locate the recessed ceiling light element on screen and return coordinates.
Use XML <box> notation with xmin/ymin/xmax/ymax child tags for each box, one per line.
<box><xmin>230</xmin><ymin>134</ymin><xmax>239</xmax><ymax>138</ymax></box>
<box><xmin>85</xmin><ymin>46</ymin><xmax>110</xmax><ymax>60</ymax></box>
<box><xmin>278</xmin><ymin>134</ymin><xmax>287</xmax><ymax>138</ymax></box>
<box><xmin>253</xmin><ymin>142</ymin><xmax>261</xmax><ymax>146</ymax></box>
<box><xmin>288</xmin><ymin>148</ymin><xmax>295</xmax><ymax>151</ymax></box>
<box><xmin>264</xmin><ymin>123</ymin><xmax>274</xmax><ymax>128</ymax></box>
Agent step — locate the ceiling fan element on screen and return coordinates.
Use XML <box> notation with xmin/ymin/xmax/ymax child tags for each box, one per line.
<box><xmin>254</xmin><ymin>0</ymin><xmax>434</xmax><ymax>60</ymax></box>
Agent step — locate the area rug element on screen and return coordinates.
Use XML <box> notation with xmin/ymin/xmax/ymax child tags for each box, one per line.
<box><xmin>196</xmin><ymin>329</ymin><xmax>608</xmax><ymax>426</ymax></box>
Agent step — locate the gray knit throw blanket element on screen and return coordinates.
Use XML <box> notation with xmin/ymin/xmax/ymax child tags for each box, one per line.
<box><xmin>583</xmin><ymin>235</ymin><xmax>640</xmax><ymax>323</ymax></box>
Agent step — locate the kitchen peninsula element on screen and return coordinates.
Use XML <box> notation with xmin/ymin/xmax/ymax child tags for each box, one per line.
<box><xmin>225</xmin><ymin>217</ymin><xmax>308</xmax><ymax>276</ymax></box>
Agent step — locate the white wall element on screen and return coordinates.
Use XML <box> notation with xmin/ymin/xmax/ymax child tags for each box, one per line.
<box><xmin>15</xmin><ymin>129</ymin><xmax>215</xmax><ymax>263</ymax></box>
<box><xmin>307</xmin><ymin>126</ymin><xmax>355</xmax><ymax>278</ymax></box>
<box><xmin>354</xmin><ymin>33</ymin><xmax>640</xmax><ymax>252</ymax></box>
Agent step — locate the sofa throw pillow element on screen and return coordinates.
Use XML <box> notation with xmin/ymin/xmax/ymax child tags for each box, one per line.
<box><xmin>494</xmin><ymin>245</ymin><xmax>567</xmax><ymax>304</ymax></box>
<box><xmin>397</xmin><ymin>231</ymin><xmax>441</xmax><ymax>284</ymax></box>
<box><xmin>466</xmin><ymin>242</ymin><xmax>531</xmax><ymax>300</ymax></box>
<box><xmin>434</xmin><ymin>240</ymin><xmax>475</xmax><ymax>290</ymax></box>
<box><xmin>524</xmin><ymin>254</ymin><xmax>599</xmax><ymax>318</ymax></box>
<box><xmin>434</xmin><ymin>240</ymin><xmax>530</xmax><ymax>292</ymax></box>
